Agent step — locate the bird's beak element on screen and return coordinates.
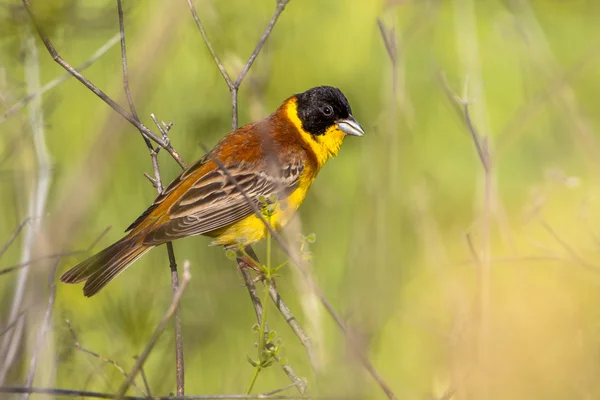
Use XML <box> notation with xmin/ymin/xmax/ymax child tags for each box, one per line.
<box><xmin>337</xmin><ymin>115</ymin><xmax>365</xmax><ymax>137</ymax></box>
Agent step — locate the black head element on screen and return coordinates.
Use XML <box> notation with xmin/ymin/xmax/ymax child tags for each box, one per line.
<box><xmin>295</xmin><ymin>86</ymin><xmax>359</xmax><ymax>136</ymax></box>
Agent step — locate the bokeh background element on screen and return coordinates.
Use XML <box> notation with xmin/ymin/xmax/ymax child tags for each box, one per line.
<box><xmin>1</xmin><ymin>0</ymin><xmax>600</xmax><ymax>399</ymax></box>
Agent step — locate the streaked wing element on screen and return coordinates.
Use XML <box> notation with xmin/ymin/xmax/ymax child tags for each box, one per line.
<box><xmin>142</xmin><ymin>159</ymin><xmax>304</xmax><ymax>245</ymax></box>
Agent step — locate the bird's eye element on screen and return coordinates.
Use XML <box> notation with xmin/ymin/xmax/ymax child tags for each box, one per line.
<box><xmin>322</xmin><ymin>106</ymin><xmax>333</xmax><ymax>116</ymax></box>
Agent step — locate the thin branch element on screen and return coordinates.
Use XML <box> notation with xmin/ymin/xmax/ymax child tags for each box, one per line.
<box><xmin>539</xmin><ymin>219</ymin><xmax>599</xmax><ymax>272</ymax></box>
<box><xmin>185</xmin><ymin>0</ymin><xmax>290</xmax><ymax>129</ymax></box>
<box><xmin>267</xmin><ymin>280</ymin><xmax>315</xmax><ymax>368</ymax></box>
<box><xmin>134</xmin><ymin>356</ymin><xmax>152</xmax><ymax>398</ymax></box>
<box><xmin>0</xmin><ymin>226</ymin><xmax>111</xmax><ymax>277</ymax></box>
<box><xmin>184</xmin><ymin>0</ymin><xmax>233</xmax><ymax>88</ymax></box>
<box><xmin>167</xmin><ymin>242</ymin><xmax>185</xmax><ymax>396</ymax></box>
<box><xmin>0</xmin><ymin>33</ymin><xmax>121</xmax><ymax>126</ymax></box>
<box><xmin>115</xmin><ymin>261</ymin><xmax>191</xmax><ymax>400</ymax></box>
<box><xmin>0</xmin><ymin>218</ymin><xmax>30</xmax><ymax>259</ymax></box>
<box><xmin>376</xmin><ymin>19</ymin><xmax>397</xmax><ymax>64</ymax></box>
<box><xmin>233</xmin><ymin>0</ymin><xmax>290</xmax><ymax>89</ymax></box>
<box><xmin>117</xmin><ymin>0</ymin><xmax>152</xmax><ymax>151</ymax></box>
<box><xmin>439</xmin><ymin>72</ymin><xmax>489</xmax><ymax>172</ymax></box>
<box><xmin>0</xmin><ymin>387</ymin><xmax>316</xmax><ymax>400</ymax></box>
<box><xmin>65</xmin><ymin>321</ymin><xmax>147</xmax><ymax>397</ymax></box>
<box><xmin>465</xmin><ymin>232</ymin><xmax>481</xmax><ymax>266</ymax></box>
<box><xmin>24</xmin><ymin>258</ymin><xmax>60</xmax><ymax>399</ymax></box>
<box><xmin>0</xmin><ymin>309</ymin><xmax>27</xmax><ymax>339</ymax></box>
<box><xmin>20</xmin><ymin>0</ymin><xmax>186</xmax><ymax>169</ymax></box>
<box><xmin>260</xmin><ymin>382</ymin><xmax>302</xmax><ymax>397</ymax></box>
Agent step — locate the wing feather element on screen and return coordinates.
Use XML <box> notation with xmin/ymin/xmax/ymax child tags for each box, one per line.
<box><xmin>142</xmin><ymin>158</ymin><xmax>305</xmax><ymax>245</ymax></box>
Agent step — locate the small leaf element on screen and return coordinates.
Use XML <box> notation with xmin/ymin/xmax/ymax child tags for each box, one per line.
<box><xmin>225</xmin><ymin>249</ymin><xmax>237</xmax><ymax>260</ymax></box>
<box><xmin>246</xmin><ymin>355</ymin><xmax>258</xmax><ymax>367</ymax></box>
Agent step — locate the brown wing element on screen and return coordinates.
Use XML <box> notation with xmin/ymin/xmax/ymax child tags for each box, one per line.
<box><xmin>125</xmin><ymin>154</ymin><xmax>210</xmax><ymax>233</ymax></box>
<box><xmin>141</xmin><ymin>158</ymin><xmax>305</xmax><ymax>245</ymax></box>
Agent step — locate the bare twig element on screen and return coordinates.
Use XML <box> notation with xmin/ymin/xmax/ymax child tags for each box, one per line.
<box><xmin>65</xmin><ymin>321</ymin><xmax>147</xmax><ymax>397</ymax></box>
<box><xmin>539</xmin><ymin>219</ymin><xmax>599</xmax><ymax>272</ymax></box>
<box><xmin>134</xmin><ymin>356</ymin><xmax>152</xmax><ymax>398</ymax></box>
<box><xmin>0</xmin><ymin>34</ymin><xmax>120</xmax><ymax>126</ymax></box>
<box><xmin>184</xmin><ymin>0</ymin><xmax>233</xmax><ymax>88</ymax></box>
<box><xmin>377</xmin><ymin>19</ymin><xmax>397</xmax><ymax>66</ymax></box>
<box><xmin>0</xmin><ymin>218</ymin><xmax>30</xmax><ymax>259</ymax></box>
<box><xmin>117</xmin><ymin>0</ymin><xmax>150</xmax><ymax>150</ymax></box>
<box><xmin>267</xmin><ymin>281</ymin><xmax>316</xmax><ymax>367</ymax></box>
<box><xmin>24</xmin><ymin>258</ymin><xmax>60</xmax><ymax>399</ymax></box>
<box><xmin>0</xmin><ymin>386</ymin><xmax>316</xmax><ymax>400</ymax></box>
<box><xmin>20</xmin><ymin>0</ymin><xmax>186</xmax><ymax>169</ymax></box>
<box><xmin>167</xmin><ymin>242</ymin><xmax>185</xmax><ymax>396</ymax></box>
<box><xmin>0</xmin><ymin>310</ymin><xmax>27</xmax><ymax>339</ymax></box>
<box><xmin>185</xmin><ymin>0</ymin><xmax>290</xmax><ymax>130</ymax></box>
<box><xmin>439</xmin><ymin>73</ymin><xmax>488</xmax><ymax>172</ymax></box>
<box><xmin>115</xmin><ymin>261</ymin><xmax>191</xmax><ymax>400</ymax></box>
<box><xmin>260</xmin><ymin>382</ymin><xmax>302</xmax><ymax>397</ymax></box>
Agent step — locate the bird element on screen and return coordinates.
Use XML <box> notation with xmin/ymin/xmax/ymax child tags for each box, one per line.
<box><xmin>60</xmin><ymin>85</ymin><xmax>365</xmax><ymax>297</ymax></box>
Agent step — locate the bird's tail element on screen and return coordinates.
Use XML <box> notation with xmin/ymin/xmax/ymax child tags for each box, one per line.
<box><xmin>60</xmin><ymin>236</ymin><xmax>151</xmax><ymax>297</ymax></box>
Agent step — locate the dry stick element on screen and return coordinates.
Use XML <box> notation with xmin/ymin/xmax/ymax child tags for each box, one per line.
<box><xmin>0</xmin><ymin>218</ymin><xmax>30</xmax><ymax>259</ymax></box>
<box><xmin>134</xmin><ymin>356</ymin><xmax>152</xmax><ymax>398</ymax></box>
<box><xmin>0</xmin><ymin>310</ymin><xmax>27</xmax><ymax>339</ymax></box>
<box><xmin>185</xmin><ymin>0</ymin><xmax>290</xmax><ymax>130</ymax></box>
<box><xmin>539</xmin><ymin>219</ymin><xmax>599</xmax><ymax>272</ymax></box>
<box><xmin>267</xmin><ymin>282</ymin><xmax>315</xmax><ymax>367</ymax></box>
<box><xmin>0</xmin><ymin>386</ymin><xmax>317</xmax><ymax>400</ymax></box>
<box><xmin>0</xmin><ymin>226</ymin><xmax>111</xmax><ymax>277</ymax></box>
<box><xmin>115</xmin><ymin>1</ymin><xmax>185</xmax><ymax>394</ymax></box>
<box><xmin>202</xmin><ymin>147</ymin><xmax>397</xmax><ymax>400</ymax></box>
<box><xmin>115</xmin><ymin>261</ymin><xmax>191</xmax><ymax>400</ymax></box>
<box><xmin>24</xmin><ymin>258</ymin><xmax>60</xmax><ymax>399</ymax></box>
<box><xmin>0</xmin><ymin>33</ymin><xmax>120</xmax><ymax>126</ymax></box>
<box><xmin>65</xmin><ymin>321</ymin><xmax>147</xmax><ymax>397</ymax></box>
<box><xmin>20</xmin><ymin>0</ymin><xmax>186</xmax><ymax>169</ymax></box>
<box><xmin>167</xmin><ymin>241</ymin><xmax>185</xmax><ymax>396</ymax></box>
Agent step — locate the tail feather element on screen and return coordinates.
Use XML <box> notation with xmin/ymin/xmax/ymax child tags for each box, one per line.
<box><xmin>60</xmin><ymin>237</ymin><xmax>151</xmax><ymax>297</ymax></box>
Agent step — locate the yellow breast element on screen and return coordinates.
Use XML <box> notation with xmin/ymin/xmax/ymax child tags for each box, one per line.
<box><xmin>209</xmin><ymin>169</ymin><xmax>315</xmax><ymax>247</ymax></box>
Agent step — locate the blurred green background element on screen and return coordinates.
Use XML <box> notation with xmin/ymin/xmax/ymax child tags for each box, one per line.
<box><xmin>2</xmin><ymin>0</ymin><xmax>600</xmax><ymax>398</ymax></box>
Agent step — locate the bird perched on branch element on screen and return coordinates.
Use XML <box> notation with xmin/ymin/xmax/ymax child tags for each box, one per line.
<box><xmin>60</xmin><ymin>86</ymin><xmax>365</xmax><ymax>296</ymax></box>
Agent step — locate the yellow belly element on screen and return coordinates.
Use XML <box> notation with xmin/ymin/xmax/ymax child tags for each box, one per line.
<box><xmin>208</xmin><ymin>172</ymin><xmax>314</xmax><ymax>247</ymax></box>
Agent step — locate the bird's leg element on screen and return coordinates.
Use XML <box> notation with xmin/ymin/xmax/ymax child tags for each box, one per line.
<box><xmin>236</xmin><ymin>245</ymin><xmax>263</xmax><ymax>275</ymax></box>
<box><xmin>236</xmin><ymin>245</ymin><xmax>277</xmax><ymax>289</ymax></box>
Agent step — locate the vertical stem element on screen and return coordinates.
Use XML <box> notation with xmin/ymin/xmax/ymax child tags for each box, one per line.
<box><xmin>230</xmin><ymin>87</ymin><xmax>239</xmax><ymax>131</ymax></box>
<box><xmin>167</xmin><ymin>242</ymin><xmax>184</xmax><ymax>396</ymax></box>
<box><xmin>0</xmin><ymin>28</ymin><xmax>52</xmax><ymax>385</ymax></box>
